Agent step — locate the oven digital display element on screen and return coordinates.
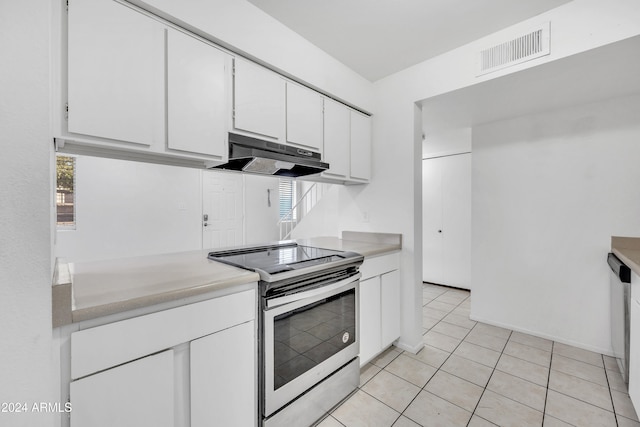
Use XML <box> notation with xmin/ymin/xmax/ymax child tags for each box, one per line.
<box><xmin>272</xmin><ymin>289</ymin><xmax>356</xmax><ymax>390</ymax></box>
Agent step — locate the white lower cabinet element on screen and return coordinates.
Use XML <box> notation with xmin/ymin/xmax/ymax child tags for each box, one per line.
<box><xmin>359</xmin><ymin>276</ymin><xmax>382</xmax><ymax>364</ymax></box>
<box><xmin>629</xmin><ymin>296</ymin><xmax>640</xmax><ymax>413</ymax></box>
<box><xmin>359</xmin><ymin>253</ymin><xmax>401</xmax><ymax>366</ymax></box>
<box><xmin>65</xmin><ymin>289</ymin><xmax>257</xmax><ymax>427</ymax></box>
<box><xmin>381</xmin><ymin>270</ymin><xmax>401</xmax><ymax>347</ymax></box>
<box><xmin>191</xmin><ymin>320</ymin><xmax>256</xmax><ymax>427</ymax></box>
<box><xmin>70</xmin><ymin>350</ymin><xmax>174</xmax><ymax>427</ymax></box>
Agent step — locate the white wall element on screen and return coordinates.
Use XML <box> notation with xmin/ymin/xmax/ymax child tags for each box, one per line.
<box><xmin>423</xmin><ymin>127</ymin><xmax>472</xmax><ymax>159</ymax></box>
<box><xmin>342</xmin><ymin>0</ymin><xmax>640</xmax><ymax>353</ymax></box>
<box><xmin>128</xmin><ymin>0</ymin><xmax>374</xmax><ymax>112</ymax></box>
<box><xmin>56</xmin><ymin>156</ymin><xmax>203</xmax><ymax>262</ymax></box>
<box><xmin>244</xmin><ymin>174</ymin><xmax>280</xmax><ymax>244</ymax></box>
<box><xmin>56</xmin><ymin>158</ymin><xmax>282</xmax><ymax>261</ymax></box>
<box><xmin>471</xmin><ymin>94</ymin><xmax>640</xmax><ymax>353</ymax></box>
<box><xmin>0</xmin><ymin>0</ymin><xmax>56</xmax><ymax>425</ymax></box>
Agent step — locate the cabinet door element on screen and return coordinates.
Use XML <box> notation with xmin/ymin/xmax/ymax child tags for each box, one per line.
<box><xmin>422</xmin><ymin>157</ymin><xmax>444</xmax><ymax>284</ymax></box>
<box><xmin>323</xmin><ymin>100</ymin><xmax>350</xmax><ymax>179</ymax></box>
<box><xmin>70</xmin><ymin>350</ymin><xmax>173</xmax><ymax>427</ymax></box>
<box><xmin>349</xmin><ymin>111</ymin><xmax>372</xmax><ymax>182</ymax></box>
<box><xmin>233</xmin><ymin>59</ymin><xmax>285</xmax><ymax>140</ymax></box>
<box><xmin>286</xmin><ymin>83</ymin><xmax>323</xmax><ymax>152</ymax></box>
<box><xmin>67</xmin><ymin>0</ymin><xmax>164</xmax><ymax>146</ymax></box>
<box><xmin>191</xmin><ymin>320</ymin><xmax>256</xmax><ymax>427</ymax></box>
<box><xmin>441</xmin><ymin>154</ymin><xmax>472</xmax><ymax>289</ymax></box>
<box><xmin>629</xmin><ymin>298</ymin><xmax>640</xmax><ymax>412</ymax></box>
<box><xmin>167</xmin><ymin>29</ymin><xmax>229</xmax><ymax>159</ymax></box>
<box><xmin>359</xmin><ymin>276</ymin><xmax>381</xmax><ymax>366</ymax></box>
<box><xmin>381</xmin><ymin>270</ymin><xmax>401</xmax><ymax>347</ymax></box>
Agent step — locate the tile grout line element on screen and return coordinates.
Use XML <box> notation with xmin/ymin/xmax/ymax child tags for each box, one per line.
<box><xmin>334</xmin><ymin>284</ymin><xmax>626</xmax><ymax>427</ymax></box>
<box><xmin>541</xmin><ymin>341</ymin><xmax>554</xmax><ymax>424</ymax></box>
<box><xmin>464</xmin><ymin>328</ymin><xmax>513</xmax><ymax>427</ymax></box>
<box><xmin>420</xmin><ymin>291</ymin><xmax>484</xmax><ymax>423</ymax></box>
<box><xmin>602</xmin><ymin>352</ymin><xmax>620</xmax><ymax>427</ymax></box>
<box><xmin>393</xmin><ymin>286</ymin><xmax>475</xmax><ymax>426</ymax></box>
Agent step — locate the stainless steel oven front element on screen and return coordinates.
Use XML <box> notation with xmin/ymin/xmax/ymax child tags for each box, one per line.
<box><xmin>262</xmin><ymin>272</ymin><xmax>360</xmax><ymax>424</ymax></box>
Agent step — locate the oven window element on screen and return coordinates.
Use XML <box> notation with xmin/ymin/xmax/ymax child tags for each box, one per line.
<box><xmin>273</xmin><ymin>289</ymin><xmax>356</xmax><ymax>390</ymax></box>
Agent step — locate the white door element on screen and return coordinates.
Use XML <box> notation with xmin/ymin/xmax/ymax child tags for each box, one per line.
<box><xmin>202</xmin><ymin>171</ymin><xmax>244</xmax><ymax>249</ymax></box>
<box><xmin>422</xmin><ymin>157</ymin><xmax>444</xmax><ymax>284</ymax></box>
<box><xmin>422</xmin><ymin>153</ymin><xmax>471</xmax><ymax>289</ymax></box>
<box><xmin>441</xmin><ymin>154</ymin><xmax>472</xmax><ymax>289</ymax></box>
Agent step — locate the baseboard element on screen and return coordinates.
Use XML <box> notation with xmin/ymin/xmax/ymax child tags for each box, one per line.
<box><xmin>469</xmin><ymin>314</ymin><xmax>614</xmax><ymax>357</ymax></box>
<box><xmin>394</xmin><ymin>338</ymin><xmax>424</xmax><ymax>355</ymax></box>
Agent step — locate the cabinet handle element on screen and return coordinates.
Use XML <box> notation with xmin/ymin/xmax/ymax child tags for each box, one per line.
<box><xmin>438</xmin><ymin>230</ymin><xmax>442</xmax><ymax>233</ymax></box>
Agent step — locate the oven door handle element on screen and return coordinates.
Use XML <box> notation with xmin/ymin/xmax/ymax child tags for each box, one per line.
<box><xmin>266</xmin><ymin>272</ymin><xmax>361</xmax><ymax>309</ymax></box>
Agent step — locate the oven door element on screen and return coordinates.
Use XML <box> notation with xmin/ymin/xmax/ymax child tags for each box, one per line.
<box><xmin>263</xmin><ymin>273</ymin><xmax>360</xmax><ymax>417</ymax></box>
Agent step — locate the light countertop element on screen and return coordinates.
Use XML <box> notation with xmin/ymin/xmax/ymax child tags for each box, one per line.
<box><xmin>612</xmin><ymin>236</ymin><xmax>640</xmax><ymax>277</ymax></box>
<box><xmin>53</xmin><ymin>250</ymin><xmax>259</xmax><ymax>327</ymax></box>
<box><xmin>52</xmin><ymin>231</ymin><xmax>402</xmax><ymax>327</ymax></box>
<box><xmin>296</xmin><ymin>231</ymin><xmax>402</xmax><ymax>258</ymax></box>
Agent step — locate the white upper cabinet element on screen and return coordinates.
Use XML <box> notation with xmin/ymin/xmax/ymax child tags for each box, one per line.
<box><xmin>349</xmin><ymin>111</ymin><xmax>372</xmax><ymax>182</ymax></box>
<box><xmin>322</xmin><ymin>99</ymin><xmax>350</xmax><ymax>179</ymax></box>
<box><xmin>233</xmin><ymin>59</ymin><xmax>285</xmax><ymax>141</ymax></box>
<box><xmin>67</xmin><ymin>0</ymin><xmax>164</xmax><ymax>147</ymax></box>
<box><xmin>286</xmin><ymin>82</ymin><xmax>324</xmax><ymax>153</ymax></box>
<box><xmin>63</xmin><ymin>0</ymin><xmax>372</xmax><ymax>177</ymax></box>
<box><xmin>167</xmin><ymin>29</ymin><xmax>229</xmax><ymax>159</ymax></box>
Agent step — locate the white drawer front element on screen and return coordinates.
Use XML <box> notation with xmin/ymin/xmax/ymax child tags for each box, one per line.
<box><xmin>71</xmin><ymin>289</ymin><xmax>255</xmax><ymax>379</ymax></box>
<box><xmin>359</xmin><ymin>252</ymin><xmax>400</xmax><ymax>280</ymax></box>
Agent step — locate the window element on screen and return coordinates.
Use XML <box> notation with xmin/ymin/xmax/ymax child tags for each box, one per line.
<box><xmin>278</xmin><ymin>179</ymin><xmax>297</xmax><ymax>221</ymax></box>
<box><xmin>56</xmin><ymin>155</ymin><xmax>76</xmax><ymax>228</ymax></box>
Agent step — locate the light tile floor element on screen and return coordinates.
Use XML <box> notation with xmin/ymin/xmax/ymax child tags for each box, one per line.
<box><xmin>319</xmin><ymin>283</ymin><xmax>640</xmax><ymax>427</ymax></box>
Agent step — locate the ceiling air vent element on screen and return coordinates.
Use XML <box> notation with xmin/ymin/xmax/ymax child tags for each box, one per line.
<box><xmin>477</xmin><ymin>22</ymin><xmax>550</xmax><ymax>76</ymax></box>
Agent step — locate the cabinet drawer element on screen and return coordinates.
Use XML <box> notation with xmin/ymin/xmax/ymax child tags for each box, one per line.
<box><xmin>71</xmin><ymin>289</ymin><xmax>255</xmax><ymax>379</ymax></box>
<box><xmin>359</xmin><ymin>253</ymin><xmax>400</xmax><ymax>280</ymax></box>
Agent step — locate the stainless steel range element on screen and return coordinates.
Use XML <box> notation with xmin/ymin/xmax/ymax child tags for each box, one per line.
<box><xmin>208</xmin><ymin>242</ymin><xmax>364</xmax><ymax>427</ymax></box>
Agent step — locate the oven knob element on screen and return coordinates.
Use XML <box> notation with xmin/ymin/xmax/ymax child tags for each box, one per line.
<box><xmin>342</xmin><ymin>332</ymin><xmax>349</xmax><ymax>344</ymax></box>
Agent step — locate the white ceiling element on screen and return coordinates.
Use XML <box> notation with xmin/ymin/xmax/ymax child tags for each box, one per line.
<box><xmin>246</xmin><ymin>0</ymin><xmax>572</xmax><ymax>82</ymax></box>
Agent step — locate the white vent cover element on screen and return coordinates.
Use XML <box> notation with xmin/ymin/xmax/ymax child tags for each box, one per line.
<box><xmin>477</xmin><ymin>22</ymin><xmax>550</xmax><ymax>76</ymax></box>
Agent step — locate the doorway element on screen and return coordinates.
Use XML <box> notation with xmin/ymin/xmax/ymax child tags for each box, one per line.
<box><xmin>201</xmin><ymin>170</ymin><xmax>245</xmax><ymax>249</ymax></box>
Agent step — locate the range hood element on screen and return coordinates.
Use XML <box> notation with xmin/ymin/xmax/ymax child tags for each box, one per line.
<box><xmin>213</xmin><ymin>133</ymin><xmax>329</xmax><ymax>177</ymax></box>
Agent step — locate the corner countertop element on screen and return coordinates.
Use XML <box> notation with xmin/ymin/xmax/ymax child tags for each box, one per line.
<box><xmin>296</xmin><ymin>231</ymin><xmax>402</xmax><ymax>258</ymax></box>
<box><xmin>53</xmin><ymin>250</ymin><xmax>259</xmax><ymax>327</ymax></box>
<box><xmin>52</xmin><ymin>231</ymin><xmax>402</xmax><ymax>328</ymax></box>
<box><xmin>611</xmin><ymin>236</ymin><xmax>640</xmax><ymax>277</ymax></box>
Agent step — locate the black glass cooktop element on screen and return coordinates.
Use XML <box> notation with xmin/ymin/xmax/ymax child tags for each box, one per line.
<box><xmin>208</xmin><ymin>243</ymin><xmax>353</xmax><ymax>276</ymax></box>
